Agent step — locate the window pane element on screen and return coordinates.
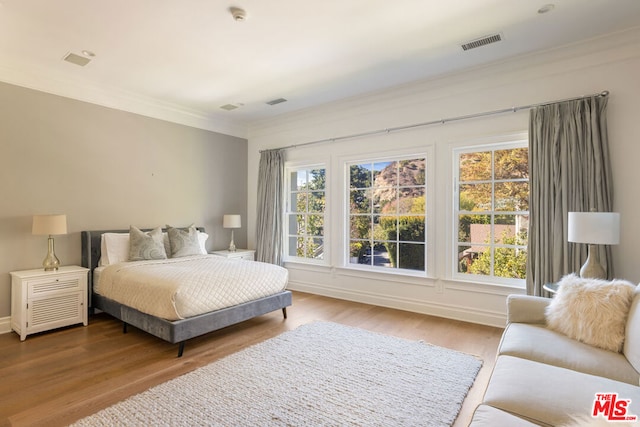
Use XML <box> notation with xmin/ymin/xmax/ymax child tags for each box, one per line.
<box><xmin>376</xmin><ymin>215</ymin><xmax>397</xmax><ymax>241</ymax></box>
<box><xmin>400</xmin><ymin>159</ymin><xmax>425</xmax><ymax>185</ymax></box>
<box><xmin>308</xmin><ymin>169</ymin><xmax>326</xmax><ymax>190</ymax></box>
<box><xmin>307</xmin><ymin>215</ymin><xmax>324</xmax><ymax>237</ymax></box>
<box><xmin>495</xmin><ymin>182</ymin><xmax>529</xmax><ymax>211</ymax></box>
<box><xmin>371</xmin><ymin>242</ymin><xmax>392</xmax><ymax>268</ymax></box>
<box><xmin>398</xmin><ymin>243</ymin><xmax>425</xmax><ymax>271</ymax></box>
<box><xmin>373</xmin><ymin>161</ymin><xmax>395</xmax><ymax>184</ymax></box>
<box><xmin>292</xmin><ymin>192</ymin><xmax>307</xmax><ymax>212</ymax></box>
<box><xmin>350</xmin><ymin>215</ymin><xmax>371</xmax><ymax>240</ymax></box>
<box><xmin>308</xmin><ymin>191</ymin><xmax>325</xmax><ymax>213</ymax></box>
<box><xmin>495</xmin><ymin>148</ymin><xmax>529</xmax><ymax>180</ymax></box>
<box><xmin>494</xmin><ymin>248</ymin><xmax>527</xmax><ymax>279</ymax></box>
<box><xmin>459</xmin><ymin>151</ymin><xmax>491</xmax><ymax>181</ymax></box>
<box><xmin>288</xmin><ymin>214</ymin><xmax>303</xmax><ymax>234</ymax></box>
<box><xmin>457</xmin><ymin>245</ymin><xmax>472</xmax><ymax>273</ymax></box>
<box><xmin>288</xmin><ymin>236</ymin><xmax>303</xmax><ymax>257</ymax></box>
<box><xmin>374</xmin><ymin>188</ymin><xmax>397</xmax><ymax>214</ymax></box>
<box><xmin>466</xmin><ymin>246</ymin><xmax>491</xmax><ymax>276</ymax></box>
<box><xmin>398</xmin><ymin>187</ymin><xmax>425</xmax><ymax>214</ymax></box>
<box><xmin>306</xmin><ymin>237</ymin><xmax>324</xmax><ymax>260</ymax></box>
<box><xmin>458</xmin><ymin>214</ymin><xmax>490</xmax><ymax>243</ymax></box>
<box><xmin>350</xmin><ymin>164</ymin><xmax>372</xmax><ymax>188</ymax></box>
<box><xmin>459</xmin><ymin>183</ymin><xmax>491</xmax><ymax>211</ymax></box>
<box><xmin>291</xmin><ymin>170</ymin><xmax>307</xmax><ymax>191</ymax></box>
<box><xmin>350</xmin><ymin>240</ymin><xmax>370</xmax><ymax>264</ymax></box>
<box><xmin>350</xmin><ymin>189</ymin><xmax>371</xmax><ymax>213</ymax></box>
<box><xmin>399</xmin><ymin>215</ymin><xmax>425</xmax><ymax>242</ymax></box>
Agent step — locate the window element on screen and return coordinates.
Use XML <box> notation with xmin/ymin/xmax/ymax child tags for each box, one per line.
<box><xmin>454</xmin><ymin>143</ymin><xmax>529</xmax><ymax>282</ymax></box>
<box><xmin>348</xmin><ymin>157</ymin><xmax>426</xmax><ymax>273</ymax></box>
<box><xmin>285</xmin><ymin>166</ymin><xmax>326</xmax><ymax>262</ymax></box>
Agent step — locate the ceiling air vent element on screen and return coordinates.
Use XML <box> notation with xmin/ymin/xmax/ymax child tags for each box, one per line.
<box><xmin>266</xmin><ymin>98</ymin><xmax>287</xmax><ymax>106</ymax></box>
<box><xmin>461</xmin><ymin>33</ymin><xmax>503</xmax><ymax>51</ymax></box>
<box><xmin>220</xmin><ymin>103</ymin><xmax>244</xmax><ymax>111</ymax></box>
<box><xmin>63</xmin><ymin>52</ymin><xmax>91</xmax><ymax>66</ymax></box>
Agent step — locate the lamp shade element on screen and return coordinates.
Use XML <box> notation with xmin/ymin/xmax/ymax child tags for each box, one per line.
<box><xmin>568</xmin><ymin>212</ymin><xmax>620</xmax><ymax>245</ymax></box>
<box><xmin>223</xmin><ymin>214</ymin><xmax>241</xmax><ymax>229</ymax></box>
<box><xmin>32</xmin><ymin>214</ymin><xmax>67</xmax><ymax>236</ymax></box>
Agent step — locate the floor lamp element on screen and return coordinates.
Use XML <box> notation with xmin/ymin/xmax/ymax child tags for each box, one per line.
<box><xmin>568</xmin><ymin>211</ymin><xmax>620</xmax><ymax>279</ymax></box>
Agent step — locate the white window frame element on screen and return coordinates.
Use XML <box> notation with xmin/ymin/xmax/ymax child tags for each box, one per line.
<box><xmin>284</xmin><ymin>163</ymin><xmax>328</xmax><ymax>265</ymax></box>
<box><xmin>344</xmin><ymin>151</ymin><xmax>431</xmax><ymax>277</ymax></box>
<box><xmin>452</xmin><ymin>139</ymin><xmax>529</xmax><ymax>287</ymax></box>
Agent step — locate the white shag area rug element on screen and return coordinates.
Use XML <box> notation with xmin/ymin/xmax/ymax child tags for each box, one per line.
<box><xmin>72</xmin><ymin>322</ymin><xmax>482</xmax><ymax>427</ymax></box>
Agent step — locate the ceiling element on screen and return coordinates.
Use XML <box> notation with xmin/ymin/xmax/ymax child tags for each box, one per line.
<box><xmin>1</xmin><ymin>0</ymin><xmax>639</xmax><ymax>137</ymax></box>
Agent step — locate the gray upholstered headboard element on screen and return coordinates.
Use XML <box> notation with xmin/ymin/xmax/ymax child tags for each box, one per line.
<box><xmin>81</xmin><ymin>227</ymin><xmax>205</xmax><ymax>308</ymax></box>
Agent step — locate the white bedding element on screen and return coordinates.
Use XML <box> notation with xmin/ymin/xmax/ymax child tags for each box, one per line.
<box><xmin>94</xmin><ymin>255</ymin><xmax>288</xmax><ymax>320</ymax></box>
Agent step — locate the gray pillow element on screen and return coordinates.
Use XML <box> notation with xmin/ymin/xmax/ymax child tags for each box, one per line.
<box><xmin>167</xmin><ymin>225</ymin><xmax>202</xmax><ymax>258</ymax></box>
<box><xmin>129</xmin><ymin>226</ymin><xmax>167</xmax><ymax>261</ymax></box>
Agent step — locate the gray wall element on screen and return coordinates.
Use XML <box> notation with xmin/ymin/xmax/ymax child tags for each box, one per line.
<box><xmin>0</xmin><ymin>81</ymin><xmax>248</xmax><ymax>318</ymax></box>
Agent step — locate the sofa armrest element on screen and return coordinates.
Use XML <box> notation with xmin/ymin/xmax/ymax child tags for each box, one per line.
<box><xmin>507</xmin><ymin>294</ymin><xmax>551</xmax><ymax>324</ymax></box>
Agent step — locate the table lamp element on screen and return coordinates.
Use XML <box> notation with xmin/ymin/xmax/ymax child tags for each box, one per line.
<box><xmin>32</xmin><ymin>214</ymin><xmax>68</xmax><ymax>271</ymax></box>
<box><xmin>223</xmin><ymin>214</ymin><xmax>241</xmax><ymax>252</ymax></box>
<box><xmin>568</xmin><ymin>211</ymin><xmax>620</xmax><ymax>279</ymax></box>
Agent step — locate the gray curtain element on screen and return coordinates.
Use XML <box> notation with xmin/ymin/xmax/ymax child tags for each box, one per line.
<box><xmin>526</xmin><ymin>95</ymin><xmax>612</xmax><ymax>295</ymax></box>
<box><xmin>256</xmin><ymin>149</ymin><xmax>284</xmax><ymax>265</ymax></box>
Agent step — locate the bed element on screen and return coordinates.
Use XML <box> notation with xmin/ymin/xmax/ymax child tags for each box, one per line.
<box><xmin>81</xmin><ymin>228</ymin><xmax>292</xmax><ymax>357</ymax></box>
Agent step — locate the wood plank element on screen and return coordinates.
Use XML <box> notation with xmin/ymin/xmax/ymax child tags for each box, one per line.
<box><xmin>0</xmin><ymin>291</ymin><xmax>503</xmax><ymax>427</ymax></box>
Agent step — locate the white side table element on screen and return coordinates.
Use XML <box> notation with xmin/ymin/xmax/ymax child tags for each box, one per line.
<box><xmin>10</xmin><ymin>265</ymin><xmax>89</xmax><ymax>341</ymax></box>
<box><xmin>210</xmin><ymin>249</ymin><xmax>255</xmax><ymax>261</ymax></box>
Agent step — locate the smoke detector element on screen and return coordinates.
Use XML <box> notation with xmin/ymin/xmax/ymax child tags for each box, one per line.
<box><xmin>230</xmin><ymin>7</ymin><xmax>247</xmax><ymax>21</ymax></box>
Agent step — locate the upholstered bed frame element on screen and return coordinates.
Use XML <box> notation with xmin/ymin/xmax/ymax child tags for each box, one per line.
<box><xmin>81</xmin><ymin>229</ymin><xmax>292</xmax><ymax>357</ymax></box>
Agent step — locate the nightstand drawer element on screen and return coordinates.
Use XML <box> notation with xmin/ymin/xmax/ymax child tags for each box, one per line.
<box><xmin>28</xmin><ymin>275</ymin><xmax>81</xmax><ymax>297</ymax></box>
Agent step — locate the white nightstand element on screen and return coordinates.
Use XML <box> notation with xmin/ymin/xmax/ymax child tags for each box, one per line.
<box><xmin>10</xmin><ymin>265</ymin><xmax>89</xmax><ymax>341</ymax></box>
<box><xmin>210</xmin><ymin>249</ymin><xmax>255</xmax><ymax>261</ymax></box>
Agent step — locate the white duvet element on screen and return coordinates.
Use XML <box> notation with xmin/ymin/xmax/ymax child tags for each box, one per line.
<box><xmin>94</xmin><ymin>255</ymin><xmax>288</xmax><ymax>321</ymax></box>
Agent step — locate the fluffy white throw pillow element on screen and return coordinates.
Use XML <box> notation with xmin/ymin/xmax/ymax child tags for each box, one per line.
<box><xmin>546</xmin><ymin>274</ymin><xmax>636</xmax><ymax>353</ymax></box>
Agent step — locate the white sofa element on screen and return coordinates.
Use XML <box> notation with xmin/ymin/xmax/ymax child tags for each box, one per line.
<box><xmin>470</xmin><ymin>287</ymin><xmax>640</xmax><ymax>426</ymax></box>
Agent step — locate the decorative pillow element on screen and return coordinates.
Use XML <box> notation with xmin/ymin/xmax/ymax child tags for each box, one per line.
<box><xmin>129</xmin><ymin>226</ymin><xmax>167</xmax><ymax>261</ymax></box>
<box><xmin>166</xmin><ymin>225</ymin><xmax>203</xmax><ymax>257</ymax></box>
<box><xmin>100</xmin><ymin>232</ymin><xmax>131</xmax><ymax>265</ymax></box>
<box><xmin>546</xmin><ymin>274</ymin><xmax>636</xmax><ymax>353</ymax></box>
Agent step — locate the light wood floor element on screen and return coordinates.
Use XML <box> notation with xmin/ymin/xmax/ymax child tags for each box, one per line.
<box><xmin>0</xmin><ymin>291</ymin><xmax>503</xmax><ymax>427</ymax></box>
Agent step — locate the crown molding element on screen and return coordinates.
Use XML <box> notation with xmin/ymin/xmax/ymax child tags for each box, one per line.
<box><xmin>0</xmin><ymin>60</ymin><xmax>248</xmax><ymax>139</ymax></box>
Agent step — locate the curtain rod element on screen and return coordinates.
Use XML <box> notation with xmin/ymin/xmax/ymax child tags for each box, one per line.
<box><xmin>260</xmin><ymin>90</ymin><xmax>609</xmax><ymax>153</ymax></box>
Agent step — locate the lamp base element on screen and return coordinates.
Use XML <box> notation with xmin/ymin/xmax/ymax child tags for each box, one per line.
<box><xmin>228</xmin><ymin>230</ymin><xmax>237</xmax><ymax>252</ymax></box>
<box><xmin>43</xmin><ymin>236</ymin><xmax>60</xmax><ymax>271</ymax></box>
<box><xmin>579</xmin><ymin>244</ymin><xmax>606</xmax><ymax>279</ymax></box>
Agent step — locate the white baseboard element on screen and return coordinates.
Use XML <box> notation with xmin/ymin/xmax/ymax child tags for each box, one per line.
<box><xmin>288</xmin><ymin>281</ymin><xmax>507</xmax><ymax>328</ymax></box>
<box><xmin>0</xmin><ymin>316</ymin><xmax>12</xmax><ymax>335</ymax></box>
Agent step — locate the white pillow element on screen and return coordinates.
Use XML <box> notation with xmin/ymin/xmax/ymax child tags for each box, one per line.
<box><xmin>198</xmin><ymin>231</ymin><xmax>209</xmax><ymax>254</ymax></box>
<box><xmin>99</xmin><ymin>233</ymin><xmax>131</xmax><ymax>266</ymax></box>
<box><xmin>546</xmin><ymin>274</ymin><xmax>637</xmax><ymax>353</ymax></box>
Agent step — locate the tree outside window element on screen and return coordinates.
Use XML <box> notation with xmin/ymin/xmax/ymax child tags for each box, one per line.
<box><xmin>286</xmin><ymin>167</ymin><xmax>326</xmax><ymax>261</ymax></box>
<box><xmin>348</xmin><ymin>157</ymin><xmax>426</xmax><ymax>272</ymax></box>
<box><xmin>455</xmin><ymin>145</ymin><xmax>529</xmax><ymax>281</ymax></box>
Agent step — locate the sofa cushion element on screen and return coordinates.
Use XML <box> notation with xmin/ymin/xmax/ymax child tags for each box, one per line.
<box><xmin>499</xmin><ymin>323</ymin><xmax>640</xmax><ymax>385</ymax></box>
<box><xmin>470</xmin><ymin>404</ymin><xmax>543</xmax><ymax>427</ymax></box>
<box><xmin>546</xmin><ymin>274</ymin><xmax>636</xmax><ymax>353</ymax></box>
<box><xmin>483</xmin><ymin>356</ymin><xmax>640</xmax><ymax>427</ymax></box>
<box><xmin>624</xmin><ymin>286</ymin><xmax>640</xmax><ymax>375</ymax></box>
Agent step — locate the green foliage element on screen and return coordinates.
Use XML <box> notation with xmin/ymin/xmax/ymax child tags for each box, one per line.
<box><xmin>468</xmin><ymin>231</ymin><xmax>527</xmax><ymax>279</ymax></box>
